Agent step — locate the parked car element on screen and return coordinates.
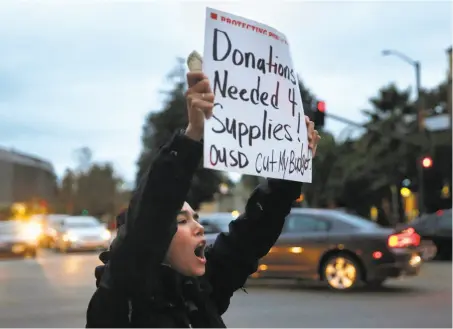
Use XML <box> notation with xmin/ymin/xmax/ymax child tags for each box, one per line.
<box><xmin>399</xmin><ymin>209</ymin><xmax>452</xmax><ymax>260</ymax></box>
<box><xmin>0</xmin><ymin>220</ymin><xmax>39</xmax><ymax>258</ymax></box>
<box><xmin>53</xmin><ymin>216</ymin><xmax>111</xmax><ymax>253</ymax></box>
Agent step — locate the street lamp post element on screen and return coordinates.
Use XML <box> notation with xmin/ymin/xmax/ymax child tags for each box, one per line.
<box><xmin>446</xmin><ymin>47</ymin><xmax>452</xmax><ymax>131</ymax></box>
<box><xmin>382</xmin><ymin>49</ymin><xmax>426</xmax><ymax>215</ymax></box>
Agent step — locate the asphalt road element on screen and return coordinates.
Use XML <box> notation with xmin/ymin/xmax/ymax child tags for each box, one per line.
<box><xmin>0</xmin><ymin>250</ymin><xmax>451</xmax><ymax>328</ymax></box>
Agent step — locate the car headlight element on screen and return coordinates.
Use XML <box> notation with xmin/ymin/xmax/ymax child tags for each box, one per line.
<box><xmin>101</xmin><ymin>230</ymin><xmax>111</xmax><ymax>241</ymax></box>
<box><xmin>21</xmin><ymin>223</ymin><xmax>42</xmax><ymax>242</ymax></box>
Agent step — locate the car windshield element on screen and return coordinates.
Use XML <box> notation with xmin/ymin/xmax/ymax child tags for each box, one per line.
<box><xmin>199</xmin><ymin>214</ymin><xmax>234</xmax><ymax>233</ymax></box>
<box><xmin>329</xmin><ymin>211</ymin><xmax>382</xmax><ymax>229</ymax></box>
<box><xmin>65</xmin><ymin>217</ymin><xmax>100</xmax><ymax>228</ymax></box>
<box><xmin>48</xmin><ymin>215</ymin><xmax>68</xmax><ymax>223</ymax></box>
<box><xmin>47</xmin><ymin>216</ymin><xmax>67</xmax><ymax>227</ymax></box>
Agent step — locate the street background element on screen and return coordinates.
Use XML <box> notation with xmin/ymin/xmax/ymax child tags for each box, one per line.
<box><xmin>0</xmin><ymin>2</ymin><xmax>451</xmax><ymax>328</ymax></box>
<box><xmin>0</xmin><ymin>251</ymin><xmax>451</xmax><ymax>328</ymax></box>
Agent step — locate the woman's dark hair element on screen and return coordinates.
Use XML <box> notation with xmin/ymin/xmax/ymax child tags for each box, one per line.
<box><xmin>97</xmin><ymin>210</ymin><xmax>126</xmax><ymax>266</ymax></box>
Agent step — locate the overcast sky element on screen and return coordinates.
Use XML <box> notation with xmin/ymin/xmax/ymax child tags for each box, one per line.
<box><xmin>0</xmin><ymin>0</ymin><xmax>451</xmax><ymax>184</ymax></box>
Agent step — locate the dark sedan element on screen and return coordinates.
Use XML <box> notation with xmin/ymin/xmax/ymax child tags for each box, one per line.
<box><xmin>399</xmin><ymin>209</ymin><xmax>452</xmax><ymax>260</ymax></box>
<box><xmin>203</xmin><ymin>209</ymin><xmax>423</xmax><ymax>291</ymax></box>
<box><xmin>0</xmin><ymin>220</ymin><xmax>39</xmax><ymax>258</ymax></box>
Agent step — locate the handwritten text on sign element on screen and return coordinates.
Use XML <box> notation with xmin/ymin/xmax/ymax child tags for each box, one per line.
<box><xmin>202</xmin><ymin>8</ymin><xmax>312</xmax><ymax>183</ymax></box>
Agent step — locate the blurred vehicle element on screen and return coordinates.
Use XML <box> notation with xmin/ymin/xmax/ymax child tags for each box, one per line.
<box><xmin>399</xmin><ymin>209</ymin><xmax>452</xmax><ymax>260</ymax></box>
<box><xmin>199</xmin><ymin>212</ymin><xmax>235</xmax><ymax>233</ymax></box>
<box><xmin>30</xmin><ymin>214</ymin><xmax>69</xmax><ymax>248</ymax></box>
<box><xmin>0</xmin><ymin>220</ymin><xmax>40</xmax><ymax>258</ymax></box>
<box><xmin>252</xmin><ymin>208</ymin><xmax>423</xmax><ymax>291</ymax></box>
<box><xmin>53</xmin><ymin>216</ymin><xmax>111</xmax><ymax>253</ymax></box>
<box><xmin>199</xmin><ymin>212</ymin><xmax>236</xmax><ymax>243</ymax></box>
<box><xmin>196</xmin><ymin>209</ymin><xmax>424</xmax><ymax>291</ymax></box>
<box><xmin>42</xmin><ymin>214</ymin><xmax>69</xmax><ymax>248</ymax></box>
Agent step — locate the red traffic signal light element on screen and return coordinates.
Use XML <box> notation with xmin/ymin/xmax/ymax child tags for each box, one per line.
<box><xmin>421</xmin><ymin>156</ymin><xmax>433</xmax><ymax>168</ymax></box>
<box><xmin>314</xmin><ymin>100</ymin><xmax>326</xmax><ymax>127</ymax></box>
<box><xmin>317</xmin><ymin>101</ymin><xmax>325</xmax><ymax>113</ymax></box>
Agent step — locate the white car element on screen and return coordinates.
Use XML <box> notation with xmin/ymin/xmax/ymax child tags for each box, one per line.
<box><xmin>54</xmin><ymin>216</ymin><xmax>111</xmax><ymax>253</ymax></box>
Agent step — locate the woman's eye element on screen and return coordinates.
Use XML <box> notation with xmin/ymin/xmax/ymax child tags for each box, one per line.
<box><xmin>178</xmin><ymin>219</ymin><xmax>188</xmax><ymax>225</ymax></box>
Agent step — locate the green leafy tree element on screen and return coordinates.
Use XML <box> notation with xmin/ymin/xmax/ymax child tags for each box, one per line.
<box><xmin>311</xmin><ymin>80</ymin><xmax>451</xmax><ymax>218</ymax></box>
<box><xmin>303</xmin><ymin>131</ymin><xmax>345</xmax><ymax>208</ymax></box>
<box><xmin>424</xmin><ymin>81</ymin><xmax>449</xmax><ymax>115</ymax></box>
<box><xmin>58</xmin><ymin>169</ymin><xmax>76</xmax><ymax>213</ymax></box>
<box><xmin>136</xmin><ymin>59</ymin><xmax>225</xmax><ymax>210</ymax></box>
<box><xmin>75</xmin><ymin>163</ymin><xmax>120</xmax><ymax>217</ymax></box>
<box><xmin>421</xmin><ymin>80</ymin><xmax>452</xmax><ymax>211</ymax></box>
<box><xmin>336</xmin><ymin>84</ymin><xmax>420</xmax><ymax>222</ymax></box>
<box><xmin>298</xmin><ymin>78</ymin><xmax>319</xmax><ymax>122</ymax></box>
<box><xmin>58</xmin><ymin>147</ymin><xmax>123</xmax><ymax>217</ymax></box>
<box><xmin>355</xmin><ymin>84</ymin><xmax>417</xmax><ymax>188</ymax></box>
<box><xmin>355</xmin><ymin>81</ymin><xmax>452</xmax><ymax>215</ymax></box>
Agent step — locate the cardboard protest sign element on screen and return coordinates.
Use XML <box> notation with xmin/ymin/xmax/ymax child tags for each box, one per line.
<box><xmin>202</xmin><ymin>8</ymin><xmax>312</xmax><ymax>183</ymax></box>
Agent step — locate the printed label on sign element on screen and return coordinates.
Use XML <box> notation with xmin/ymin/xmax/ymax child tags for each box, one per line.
<box><xmin>202</xmin><ymin>7</ymin><xmax>312</xmax><ymax>183</ymax></box>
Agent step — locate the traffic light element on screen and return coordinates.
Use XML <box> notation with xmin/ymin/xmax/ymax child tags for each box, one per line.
<box><xmin>441</xmin><ymin>184</ymin><xmax>450</xmax><ymax>199</ymax></box>
<box><xmin>314</xmin><ymin>101</ymin><xmax>325</xmax><ymax>128</ymax></box>
<box><xmin>400</xmin><ymin>187</ymin><xmax>412</xmax><ymax>198</ymax></box>
<box><xmin>39</xmin><ymin>200</ymin><xmax>48</xmax><ymax>214</ymax></box>
<box><xmin>421</xmin><ymin>156</ymin><xmax>433</xmax><ymax>169</ymax></box>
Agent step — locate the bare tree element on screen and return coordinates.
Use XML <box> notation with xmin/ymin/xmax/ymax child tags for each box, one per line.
<box><xmin>73</xmin><ymin>147</ymin><xmax>93</xmax><ymax>173</ymax></box>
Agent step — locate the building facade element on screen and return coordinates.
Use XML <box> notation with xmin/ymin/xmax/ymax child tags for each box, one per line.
<box><xmin>0</xmin><ymin>148</ymin><xmax>57</xmax><ymax>208</ymax></box>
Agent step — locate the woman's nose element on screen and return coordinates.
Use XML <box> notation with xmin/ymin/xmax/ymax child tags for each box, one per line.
<box><xmin>194</xmin><ymin>221</ymin><xmax>204</xmax><ymax>236</ymax></box>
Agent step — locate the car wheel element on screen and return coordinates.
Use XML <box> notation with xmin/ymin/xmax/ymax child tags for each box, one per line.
<box><xmin>322</xmin><ymin>253</ymin><xmax>361</xmax><ymax>291</ymax></box>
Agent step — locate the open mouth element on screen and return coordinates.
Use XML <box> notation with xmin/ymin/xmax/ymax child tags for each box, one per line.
<box><xmin>194</xmin><ymin>240</ymin><xmax>206</xmax><ymax>259</ymax></box>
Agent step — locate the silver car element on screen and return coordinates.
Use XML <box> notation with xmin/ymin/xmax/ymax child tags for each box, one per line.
<box><xmin>54</xmin><ymin>216</ymin><xmax>111</xmax><ymax>253</ymax></box>
<box><xmin>0</xmin><ymin>220</ymin><xmax>39</xmax><ymax>258</ymax></box>
<box><xmin>199</xmin><ymin>212</ymin><xmax>236</xmax><ymax>245</ymax></box>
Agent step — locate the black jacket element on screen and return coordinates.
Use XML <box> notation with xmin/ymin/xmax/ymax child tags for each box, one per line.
<box><xmin>86</xmin><ymin>130</ymin><xmax>302</xmax><ymax>328</ymax></box>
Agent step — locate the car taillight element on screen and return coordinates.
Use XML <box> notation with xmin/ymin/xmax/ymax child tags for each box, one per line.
<box><xmin>388</xmin><ymin>227</ymin><xmax>420</xmax><ymax>248</ymax></box>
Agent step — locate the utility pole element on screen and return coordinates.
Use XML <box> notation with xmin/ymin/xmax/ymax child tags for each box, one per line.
<box><xmin>382</xmin><ymin>49</ymin><xmax>426</xmax><ymax>215</ymax></box>
<box><xmin>447</xmin><ymin>47</ymin><xmax>452</xmax><ymax>130</ymax></box>
<box><xmin>414</xmin><ymin>61</ymin><xmax>425</xmax><ymax>215</ymax></box>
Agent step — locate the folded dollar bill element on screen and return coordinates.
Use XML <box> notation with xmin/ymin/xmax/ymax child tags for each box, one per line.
<box><xmin>187</xmin><ymin>50</ymin><xmax>203</xmax><ymax>72</ymax></box>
